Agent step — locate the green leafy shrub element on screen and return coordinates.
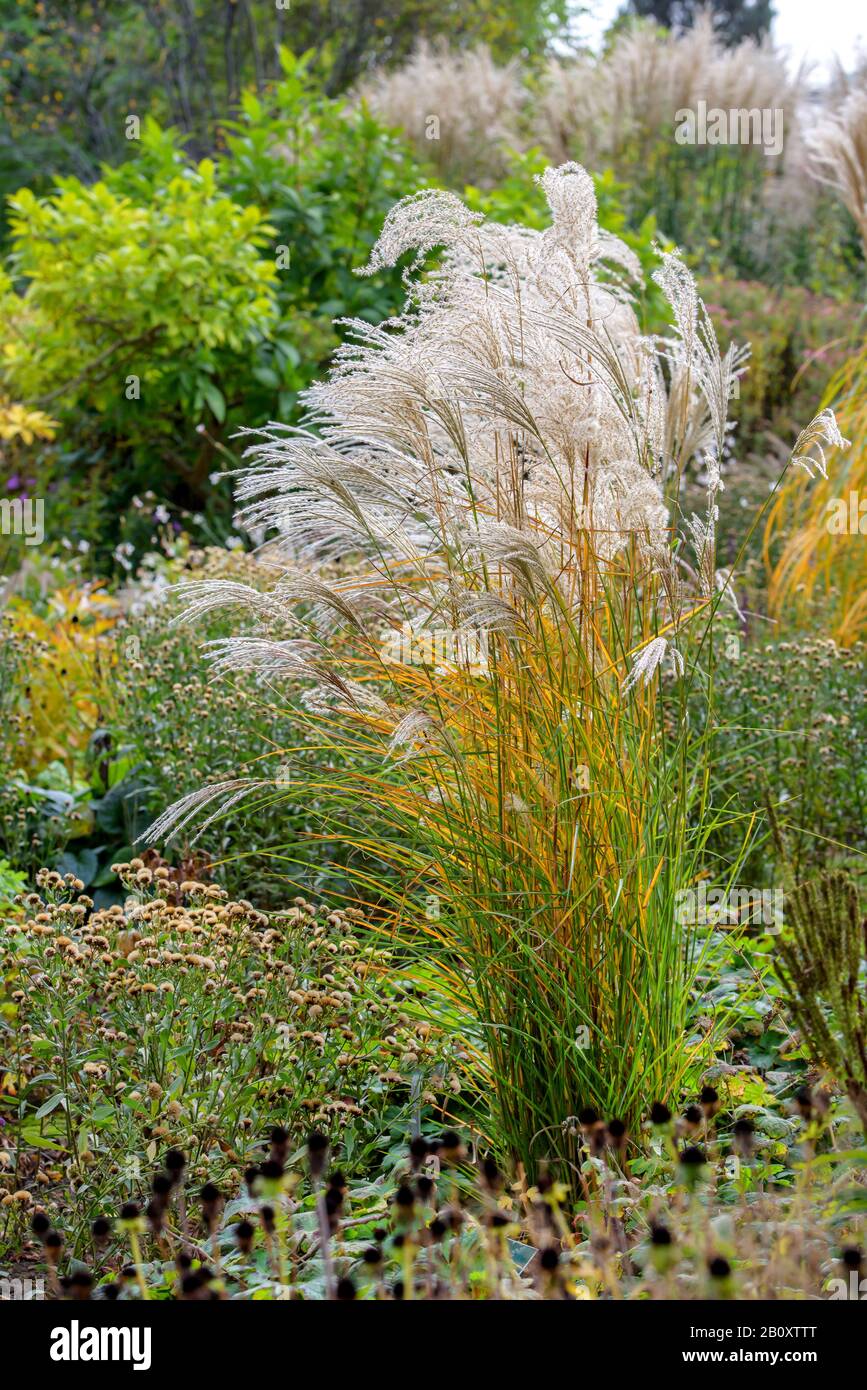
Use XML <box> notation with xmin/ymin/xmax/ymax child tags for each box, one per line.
<box><xmin>0</xmin><ymin>57</ymin><xmax>428</xmax><ymax>567</ymax></box>
<box><xmin>102</xmin><ymin>57</ymin><xmax>429</xmax><ymax>428</ymax></box>
<box><xmin>2</xmin><ymin>167</ymin><xmax>277</xmax><ymax>422</ymax></box>
<box><xmin>216</xmin><ymin>55</ymin><xmax>430</xmax><ymax>420</ymax></box>
<box><xmin>0</xmin><ymin>159</ymin><xmax>277</xmax><ymax>562</ymax></box>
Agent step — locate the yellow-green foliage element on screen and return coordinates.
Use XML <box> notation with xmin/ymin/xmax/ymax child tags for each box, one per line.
<box><xmin>0</xmin><ymin>399</ymin><xmax>57</xmax><ymax>444</ymax></box>
<box><xmin>3</xmin><ymin>583</ymin><xmax>120</xmax><ymax>779</ymax></box>
<box><xmin>1</xmin><ymin>163</ymin><xmax>277</xmax><ymax>419</ymax></box>
<box><xmin>766</xmin><ymin>344</ymin><xmax>867</xmax><ymax>645</ymax></box>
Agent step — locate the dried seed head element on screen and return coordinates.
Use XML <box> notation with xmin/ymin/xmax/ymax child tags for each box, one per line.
<box><xmin>307</xmin><ymin>1131</ymin><xmax>329</xmax><ymax>1178</ymax></box>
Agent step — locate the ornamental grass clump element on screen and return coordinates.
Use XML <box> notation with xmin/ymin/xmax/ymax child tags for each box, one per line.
<box><xmin>360</xmin><ymin>41</ymin><xmax>525</xmax><ymax>187</ymax></box>
<box><xmin>763</xmin><ymin>90</ymin><xmax>867</xmax><ymax>643</ymax></box>
<box><xmin>148</xmin><ymin>163</ymin><xmax>839</xmax><ymax>1174</ymax></box>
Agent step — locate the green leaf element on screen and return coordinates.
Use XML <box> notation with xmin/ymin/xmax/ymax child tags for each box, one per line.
<box><xmin>200</xmin><ymin>379</ymin><xmax>226</xmax><ymax>422</ymax></box>
<box><xmin>34</xmin><ymin>1092</ymin><xmax>67</xmax><ymax>1120</ymax></box>
<box><xmin>54</xmin><ymin>848</ymin><xmax>100</xmax><ymax>886</ymax></box>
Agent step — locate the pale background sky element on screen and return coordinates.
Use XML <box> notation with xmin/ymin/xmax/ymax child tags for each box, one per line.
<box><xmin>578</xmin><ymin>1</ymin><xmax>866</xmax><ymax>75</ymax></box>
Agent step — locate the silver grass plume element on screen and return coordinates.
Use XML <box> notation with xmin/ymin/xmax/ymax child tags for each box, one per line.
<box><xmin>789</xmin><ymin>409</ymin><xmax>850</xmax><ymax>480</ymax></box>
<box><xmin>143</xmin><ymin>162</ymin><xmax>749</xmax><ymax>843</ymax></box>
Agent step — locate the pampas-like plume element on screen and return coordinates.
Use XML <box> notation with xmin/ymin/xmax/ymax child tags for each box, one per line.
<box><xmin>537</xmin><ymin>15</ymin><xmax>796</xmax><ymax>172</ymax></box>
<box><xmin>622</xmin><ymin>635</ymin><xmax>684</xmax><ymax>694</ymax></box>
<box><xmin>789</xmin><ymin>409</ymin><xmax>850</xmax><ymax>480</ymax></box>
<box><xmin>143</xmin><ymin>779</ymin><xmax>266</xmax><ymax>846</ymax></box>
<box><xmin>359</xmin><ymin>41</ymin><xmax>525</xmax><ymax>186</ymax></box>
<box><xmin>146</xmin><ymin>162</ymin><xmax>741</xmax><ymax>854</ymax></box>
<box><xmin>806</xmin><ymin>89</ymin><xmax>867</xmax><ymax>251</ymax></box>
<box><xmin>142</xmin><ymin>165</ymin><xmax>760</xmax><ymax>1169</ymax></box>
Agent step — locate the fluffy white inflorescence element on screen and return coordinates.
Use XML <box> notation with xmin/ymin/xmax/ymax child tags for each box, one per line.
<box><xmin>806</xmin><ymin>89</ymin><xmax>867</xmax><ymax>251</ymax></box>
<box><xmin>151</xmin><ymin>160</ymin><xmax>755</xmax><ymax>852</ymax></box>
<box><xmin>229</xmin><ymin>163</ymin><xmax>722</xmax><ymax>601</ymax></box>
<box><xmin>788</xmin><ymin>408</ymin><xmax>850</xmax><ymax>480</ymax></box>
<box><xmin>217</xmin><ymin>164</ymin><xmax>751</xmax><ymax>706</ymax></box>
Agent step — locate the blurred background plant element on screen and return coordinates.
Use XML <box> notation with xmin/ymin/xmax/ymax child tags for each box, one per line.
<box><xmin>698</xmin><ymin>628</ymin><xmax>867</xmax><ymax>882</ymax></box>
<box><xmin>765</xmin><ymin>90</ymin><xmax>867</xmax><ymax>645</ymax></box>
<box><xmin>0</xmin><ymin>0</ymin><xmax>570</xmax><ymax>211</ymax></box>
<box><xmin>362</xmin><ymin>14</ymin><xmax>865</xmax><ymax>295</ymax></box>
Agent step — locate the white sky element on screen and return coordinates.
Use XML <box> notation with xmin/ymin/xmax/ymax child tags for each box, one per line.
<box><xmin>578</xmin><ymin>1</ymin><xmax>866</xmax><ymax>75</ymax></box>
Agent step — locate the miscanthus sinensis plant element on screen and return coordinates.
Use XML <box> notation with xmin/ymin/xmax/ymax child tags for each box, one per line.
<box><xmin>148</xmin><ymin>164</ymin><xmax>841</xmax><ymax>1174</ymax></box>
<box><xmin>765</xmin><ymin>90</ymin><xmax>867</xmax><ymax>643</ymax></box>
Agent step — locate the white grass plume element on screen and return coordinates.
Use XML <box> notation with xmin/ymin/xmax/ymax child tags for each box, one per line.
<box><xmin>144</xmin><ymin>162</ymin><xmax>749</xmax><ymax>842</ymax></box>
